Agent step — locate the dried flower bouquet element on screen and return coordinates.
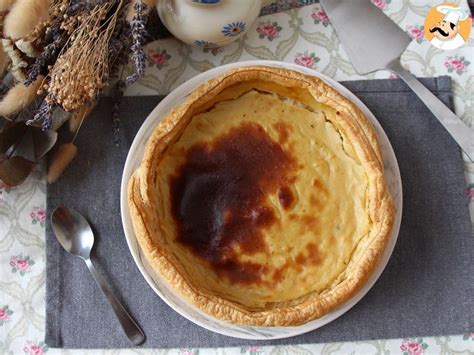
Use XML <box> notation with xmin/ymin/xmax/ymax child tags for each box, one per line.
<box><xmin>0</xmin><ymin>0</ymin><xmax>154</xmax><ymax>186</ymax></box>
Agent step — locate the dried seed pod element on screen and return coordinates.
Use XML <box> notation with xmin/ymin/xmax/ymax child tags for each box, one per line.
<box><xmin>47</xmin><ymin>143</ymin><xmax>77</xmax><ymax>183</ymax></box>
<box><xmin>0</xmin><ymin>74</ymin><xmax>43</xmax><ymax>117</ymax></box>
<box><xmin>0</xmin><ymin>0</ymin><xmax>16</xmax><ymax>12</ymax></box>
<box><xmin>3</xmin><ymin>0</ymin><xmax>49</xmax><ymax>40</ymax></box>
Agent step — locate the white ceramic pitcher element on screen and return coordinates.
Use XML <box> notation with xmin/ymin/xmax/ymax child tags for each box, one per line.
<box><xmin>156</xmin><ymin>0</ymin><xmax>275</xmax><ymax>47</ymax></box>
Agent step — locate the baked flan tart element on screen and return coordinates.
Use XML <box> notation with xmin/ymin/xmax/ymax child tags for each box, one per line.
<box><xmin>128</xmin><ymin>66</ymin><xmax>395</xmax><ymax>326</ymax></box>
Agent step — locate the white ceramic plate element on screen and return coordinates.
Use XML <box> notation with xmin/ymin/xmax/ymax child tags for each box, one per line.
<box><xmin>120</xmin><ymin>60</ymin><xmax>403</xmax><ymax>340</ymax></box>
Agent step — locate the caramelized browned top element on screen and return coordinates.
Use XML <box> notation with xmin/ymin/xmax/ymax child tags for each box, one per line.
<box><xmin>142</xmin><ymin>86</ymin><xmax>374</xmax><ymax>309</ymax></box>
<box><xmin>169</xmin><ymin>123</ymin><xmax>297</xmax><ymax>284</ymax></box>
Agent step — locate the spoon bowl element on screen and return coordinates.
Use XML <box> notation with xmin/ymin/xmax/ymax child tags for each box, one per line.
<box><xmin>51</xmin><ymin>206</ymin><xmax>94</xmax><ymax>260</ymax></box>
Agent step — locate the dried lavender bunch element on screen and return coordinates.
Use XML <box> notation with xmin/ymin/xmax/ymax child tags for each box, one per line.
<box><xmin>109</xmin><ymin>42</ymin><xmax>130</xmax><ymax>79</ymax></box>
<box><xmin>126</xmin><ymin>1</ymin><xmax>148</xmax><ymax>84</ymax></box>
<box><xmin>26</xmin><ymin>100</ymin><xmax>53</xmax><ymax>131</ymax></box>
<box><xmin>25</xmin><ymin>32</ymin><xmax>66</xmax><ymax>86</ymax></box>
<box><xmin>104</xmin><ymin>3</ymin><xmax>131</xmax><ymax>145</ymax></box>
<box><xmin>108</xmin><ymin>2</ymin><xmax>131</xmax><ymax>79</ymax></box>
<box><xmin>67</xmin><ymin>0</ymin><xmax>113</xmax><ymax>14</ymax></box>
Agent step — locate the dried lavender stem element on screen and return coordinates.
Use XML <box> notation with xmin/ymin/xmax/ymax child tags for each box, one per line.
<box><xmin>126</xmin><ymin>0</ymin><xmax>148</xmax><ymax>85</ymax></box>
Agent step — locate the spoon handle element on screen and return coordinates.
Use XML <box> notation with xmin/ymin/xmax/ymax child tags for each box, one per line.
<box><xmin>84</xmin><ymin>258</ymin><xmax>145</xmax><ymax>346</ymax></box>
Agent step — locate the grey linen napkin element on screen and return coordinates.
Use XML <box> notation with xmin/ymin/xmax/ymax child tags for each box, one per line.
<box><xmin>45</xmin><ymin>77</ymin><xmax>473</xmax><ymax>348</ymax></box>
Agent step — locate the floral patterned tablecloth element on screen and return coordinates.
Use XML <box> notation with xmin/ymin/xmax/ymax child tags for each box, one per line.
<box><xmin>1</xmin><ymin>1</ymin><xmax>473</xmax><ymax>354</ymax></box>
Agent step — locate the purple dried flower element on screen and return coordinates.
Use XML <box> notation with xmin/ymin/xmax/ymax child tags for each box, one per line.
<box><xmin>109</xmin><ymin>38</ymin><xmax>130</xmax><ymax>76</ymax></box>
<box><xmin>108</xmin><ymin>3</ymin><xmax>131</xmax><ymax>79</ymax></box>
<box><xmin>66</xmin><ymin>2</ymin><xmax>86</xmax><ymax>14</ymax></box>
<box><xmin>126</xmin><ymin>1</ymin><xmax>149</xmax><ymax>84</ymax></box>
<box><xmin>25</xmin><ymin>33</ymin><xmax>66</xmax><ymax>86</ymax></box>
<box><xmin>77</xmin><ymin>0</ymin><xmax>112</xmax><ymax>10</ymax></box>
<box><xmin>109</xmin><ymin>41</ymin><xmax>130</xmax><ymax>79</ymax></box>
<box><xmin>26</xmin><ymin>101</ymin><xmax>53</xmax><ymax>131</ymax></box>
<box><xmin>24</xmin><ymin>62</ymin><xmax>42</xmax><ymax>86</ymax></box>
<box><xmin>125</xmin><ymin>72</ymin><xmax>139</xmax><ymax>85</ymax></box>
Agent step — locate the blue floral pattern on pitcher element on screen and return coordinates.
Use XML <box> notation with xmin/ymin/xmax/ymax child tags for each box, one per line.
<box><xmin>222</xmin><ymin>21</ymin><xmax>246</xmax><ymax>37</ymax></box>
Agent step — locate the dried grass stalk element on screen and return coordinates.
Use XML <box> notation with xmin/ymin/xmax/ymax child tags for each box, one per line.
<box><xmin>0</xmin><ymin>0</ymin><xmax>16</xmax><ymax>12</ymax></box>
<box><xmin>126</xmin><ymin>0</ymin><xmax>154</xmax><ymax>22</ymax></box>
<box><xmin>47</xmin><ymin>142</ymin><xmax>77</xmax><ymax>183</ymax></box>
<box><xmin>3</xmin><ymin>0</ymin><xmax>49</xmax><ymax>40</ymax></box>
<box><xmin>0</xmin><ymin>74</ymin><xmax>43</xmax><ymax>117</ymax></box>
<box><xmin>68</xmin><ymin>102</ymin><xmax>96</xmax><ymax>133</ymax></box>
<box><xmin>47</xmin><ymin>2</ymin><xmax>122</xmax><ymax>111</ymax></box>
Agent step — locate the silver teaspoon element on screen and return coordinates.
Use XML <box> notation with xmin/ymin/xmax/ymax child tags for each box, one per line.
<box><xmin>51</xmin><ymin>206</ymin><xmax>145</xmax><ymax>346</ymax></box>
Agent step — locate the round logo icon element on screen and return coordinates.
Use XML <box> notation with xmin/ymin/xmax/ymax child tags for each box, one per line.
<box><xmin>424</xmin><ymin>2</ymin><xmax>471</xmax><ymax>50</ymax></box>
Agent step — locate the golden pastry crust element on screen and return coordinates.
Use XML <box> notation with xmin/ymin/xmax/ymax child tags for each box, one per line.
<box><xmin>128</xmin><ymin>66</ymin><xmax>395</xmax><ymax>326</ymax></box>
